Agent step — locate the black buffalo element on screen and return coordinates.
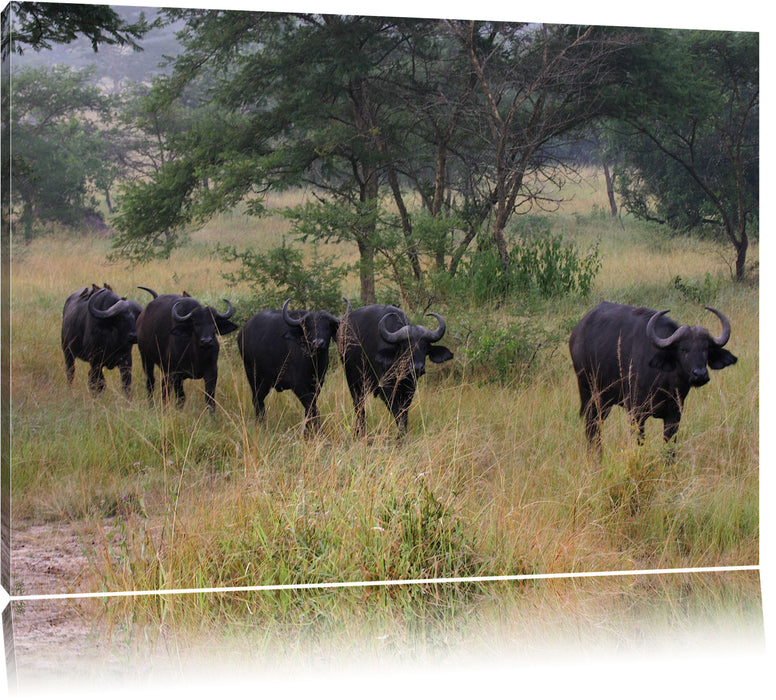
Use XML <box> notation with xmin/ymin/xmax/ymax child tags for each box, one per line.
<box><xmin>136</xmin><ymin>291</ymin><xmax>238</xmax><ymax>412</ymax></box>
<box><xmin>61</xmin><ymin>284</ymin><xmax>144</xmax><ymax>395</ymax></box>
<box><xmin>338</xmin><ymin>302</ymin><xmax>453</xmax><ymax>436</ymax></box>
<box><xmin>569</xmin><ymin>301</ymin><xmax>737</xmax><ymax>451</ymax></box>
<box><xmin>238</xmin><ymin>299</ymin><xmax>341</xmax><ymax>433</ymax></box>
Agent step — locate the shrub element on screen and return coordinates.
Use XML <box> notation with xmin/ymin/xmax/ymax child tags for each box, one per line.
<box><xmin>218</xmin><ymin>238</ymin><xmax>349</xmax><ymax>310</ymax></box>
<box><xmin>672</xmin><ymin>273</ymin><xmax>725</xmax><ymax>304</ymax></box>
<box><xmin>457</xmin><ymin>232</ymin><xmax>600</xmax><ymax>304</ymax></box>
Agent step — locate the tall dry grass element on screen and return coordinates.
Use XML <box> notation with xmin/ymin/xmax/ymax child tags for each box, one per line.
<box><xmin>8</xmin><ymin>177</ymin><xmax>760</xmax><ymax>659</ymax></box>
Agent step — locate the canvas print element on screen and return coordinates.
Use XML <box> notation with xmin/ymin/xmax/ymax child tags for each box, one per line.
<box><xmin>0</xmin><ymin>2</ymin><xmax>762</xmax><ymax>694</ymax></box>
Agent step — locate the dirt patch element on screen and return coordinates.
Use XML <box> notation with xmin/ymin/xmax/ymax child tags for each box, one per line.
<box><xmin>7</xmin><ymin>520</ymin><xmax>113</xmax><ymax>689</ymax></box>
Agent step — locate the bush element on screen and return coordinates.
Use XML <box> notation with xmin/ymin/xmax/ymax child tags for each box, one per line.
<box><xmin>457</xmin><ymin>313</ymin><xmax>565</xmax><ymax>386</ymax></box>
<box><xmin>672</xmin><ymin>273</ymin><xmax>725</xmax><ymax>304</ymax></box>
<box><xmin>457</xmin><ymin>232</ymin><xmax>600</xmax><ymax>304</ymax></box>
<box><xmin>218</xmin><ymin>238</ymin><xmax>349</xmax><ymax>310</ymax></box>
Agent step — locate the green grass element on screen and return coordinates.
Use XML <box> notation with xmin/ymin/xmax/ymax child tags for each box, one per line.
<box><xmin>9</xmin><ymin>170</ymin><xmax>760</xmax><ymax>655</ymax></box>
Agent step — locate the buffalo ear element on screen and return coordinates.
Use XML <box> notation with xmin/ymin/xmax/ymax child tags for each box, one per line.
<box><xmin>648</xmin><ymin>348</ymin><xmax>677</xmax><ymax>372</ymax></box>
<box><xmin>216</xmin><ymin>318</ymin><xmax>239</xmax><ymax>335</ymax></box>
<box><xmin>428</xmin><ymin>345</ymin><xmax>454</xmax><ymax>364</ymax></box>
<box><xmin>708</xmin><ymin>347</ymin><xmax>737</xmax><ymax>370</ymax></box>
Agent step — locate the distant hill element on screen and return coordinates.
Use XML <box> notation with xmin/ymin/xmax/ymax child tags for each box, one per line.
<box><xmin>10</xmin><ymin>5</ymin><xmax>184</xmax><ymax>91</ymax></box>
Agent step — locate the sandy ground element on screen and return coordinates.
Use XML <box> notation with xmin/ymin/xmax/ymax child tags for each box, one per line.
<box><xmin>6</xmin><ymin>520</ymin><xmax>115</xmax><ymax>691</ymax></box>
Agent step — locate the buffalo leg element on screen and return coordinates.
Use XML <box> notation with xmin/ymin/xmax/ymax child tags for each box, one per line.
<box><xmin>577</xmin><ymin>373</ymin><xmax>604</xmax><ymax>451</ymax></box>
<box><xmin>583</xmin><ymin>401</ymin><xmax>609</xmax><ymax>454</ymax></box>
<box><xmin>660</xmin><ymin>420</ymin><xmax>680</xmax><ymax>461</ymax></box>
<box><xmin>297</xmin><ymin>389</ymin><xmax>321</xmax><ymax>435</ymax></box>
<box><xmin>63</xmin><ymin>349</ymin><xmax>76</xmax><ymax>386</ymax></box>
<box><xmin>87</xmin><ymin>364</ymin><xmax>106</xmax><ymax>394</ymax></box>
<box><xmin>662</xmin><ymin>420</ymin><xmax>680</xmax><ymax>444</ymax></box>
<box><xmin>634</xmin><ymin>416</ymin><xmax>647</xmax><ymax>445</ymax></box>
<box><xmin>203</xmin><ymin>374</ymin><xmax>216</xmax><ymax>412</ymax></box>
<box><xmin>161</xmin><ymin>374</ymin><xmax>171</xmax><ymax>404</ymax></box>
<box><xmin>173</xmin><ymin>375</ymin><xmax>187</xmax><ymax>409</ymax></box>
<box><xmin>394</xmin><ymin>407</ymin><xmax>409</xmax><ymax>436</ymax></box>
<box><xmin>387</xmin><ymin>395</ymin><xmax>411</xmax><ymax>437</ymax></box>
<box><xmin>119</xmin><ymin>361</ymin><xmax>132</xmax><ymax>397</ymax></box>
<box><xmin>348</xmin><ymin>385</ymin><xmax>367</xmax><ymax>437</ymax></box>
<box><xmin>162</xmin><ymin>374</ymin><xmax>186</xmax><ymax>408</ymax></box>
<box><xmin>243</xmin><ymin>364</ymin><xmax>266</xmax><ymax>422</ymax></box>
<box><xmin>660</xmin><ymin>399</ymin><xmax>682</xmax><ymax>458</ymax></box>
<box><xmin>142</xmin><ymin>357</ymin><xmax>156</xmax><ymax>402</ymax></box>
<box><xmin>251</xmin><ymin>386</ymin><xmax>269</xmax><ymax>423</ymax></box>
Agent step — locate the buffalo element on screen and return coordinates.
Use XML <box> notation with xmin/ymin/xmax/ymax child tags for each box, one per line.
<box><xmin>569</xmin><ymin>301</ymin><xmax>737</xmax><ymax>451</ymax></box>
<box><xmin>237</xmin><ymin>299</ymin><xmax>342</xmax><ymax>433</ymax></box>
<box><xmin>61</xmin><ymin>284</ymin><xmax>144</xmax><ymax>395</ymax></box>
<box><xmin>338</xmin><ymin>302</ymin><xmax>453</xmax><ymax>436</ymax></box>
<box><xmin>136</xmin><ymin>291</ymin><xmax>238</xmax><ymax>412</ymax></box>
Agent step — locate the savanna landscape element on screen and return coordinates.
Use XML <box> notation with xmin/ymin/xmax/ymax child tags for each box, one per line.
<box><xmin>2</xmin><ymin>7</ymin><xmax>761</xmax><ymax>695</ymax></box>
<box><xmin>7</xmin><ymin>174</ymin><xmax>761</xmax><ymax>691</ymax></box>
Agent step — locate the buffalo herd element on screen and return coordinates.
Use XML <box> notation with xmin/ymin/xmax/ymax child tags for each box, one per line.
<box><xmin>61</xmin><ymin>284</ymin><xmax>737</xmax><ymax>449</ymax></box>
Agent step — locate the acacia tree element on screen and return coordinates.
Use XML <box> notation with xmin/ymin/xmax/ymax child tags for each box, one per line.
<box><xmin>112</xmin><ymin>12</ymin><xmax>436</xmax><ymax>302</ymax></box>
<box><xmin>610</xmin><ymin>30</ymin><xmax>758</xmax><ymax>280</ymax></box>
<box><xmin>444</xmin><ymin>21</ymin><xmax>633</xmax><ymax>271</ymax></box>
<box><xmin>111</xmin><ymin>12</ymin><xmax>637</xmax><ymax>297</ymax></box>
<box><xmin>1</xmin><ymin>1</ymin><xmax>148</xmax><ymax>58</ymax></box>
<box><xmin>2</xmin><ymin>3</ymin><xmax>152</xmax><ymax>241</ymax></box>
<box><xmin>8</xmin><ymin>65</ymin><xmax>117</xmax><ymax>239</ymax></box>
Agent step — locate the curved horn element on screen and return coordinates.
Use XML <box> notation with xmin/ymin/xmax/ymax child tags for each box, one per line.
<box><xmin>343</xmin><ymin>297</ymin><xmax>353</xmax><ymax>314</ymax></box>
<box><xmin>646</xmin><ymin>309</ymin><xmax>689</xmax><ymax>349</ymax></box>
<box><xmin>705</xmin><ymin>306</ymin><xmax>731</xmax><ymax>347</ymax></box>
<box><xmin>282</xmin><ymin>298</ymin><xmax>303</xmax><ymax>327</ymax></box>
<box><xmin>213</xmin><ymin>299</ymin><xmax>234</xmax><ymax>320</ymax></box>
<box><xmin>378</xmin><ymin>312</ymin><xmax>412</xmax><ymax>344</ymax></box>
<box><xmin>138</xmin><ymin>286</ymin><xmax>158</xmax><ymax>299</ymax></box>
<box><xmin>88</xmin><ymin>289</ymin><xmax>128</xmax><ymax>319</ymax></box>
<box><xmin>172</xmin><ymin>300</ymin><xmax>194</xmax><ymax>323</ymax></box>
<box><xmin>421</xmin><ymin>312</ymin><xmax>446</xmax><ymax>342</ymax></box>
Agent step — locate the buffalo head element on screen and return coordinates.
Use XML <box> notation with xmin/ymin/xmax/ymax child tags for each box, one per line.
<box><xmin>281</xmin><ymin>298</ymin><xmax>340</xmax><ymax>357</ymax></box>
<box><xmin>646</xmin><ymin>306</ymin><xmax>737</xmax><ymax>387</ymax></box>
<box><xmin>87</xmin><ymin>287</ymin><xmax>141</xmax><ymax>344</ymax></box>
<box><xmin>376</xmin><ymin>311</ymin><xmax>452</xmax><ymax>378</ymax></box>
<box><xmin>171</xmin><ymin>298</ymin><xmax>238</xmax><ymax>349</ymax></box>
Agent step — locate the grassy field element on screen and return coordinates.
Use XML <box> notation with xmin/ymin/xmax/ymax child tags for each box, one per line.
<box><xmin>8</xmin><ymin>170</ymin><xmax>760</xmax><ymax>668</ymax></box>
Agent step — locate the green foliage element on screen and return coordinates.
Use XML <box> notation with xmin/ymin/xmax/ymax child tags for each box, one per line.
<box><xmin>410</xmin><ymin>209</ymin><xmax>469</xmax><ymax>267</ymax></box>
<box><xmin>218</xmin><ymin>238</ymin><xmax>349</xmax><ymax>310</ymax></box>
<box><xmin>284</xmin><ymin>198</ymin><xmax>385</xmax><ymax>247</ymax></box>
<box><xmin>457</xmin><ymin>233</ymin><xmax>600</xmax><ymax>304</ymax></box>
<box><xmin>672</xmin><ymin>273</ymin><xmax>725</xmax><ymax>304</ymax></box>
<box><xmin>607</xmin><ymin>30</ymin><xmax>758</xmax><ymax>279</ymax></box>
<box><xmin>110</xmin><ymin>159</ymin><xmax>198</xmax><ymax>262</ymax></box>
<box><xmin>3</xmin><ymin>2</ymin><xmax>150</xmax><ymax>58</ymax></box>
<box><xmin>376</xmin><ymin>481</ymin><xmax>480</xmax><ymax>583</ymax></box>
<box><xmin>6</xmin><ymin>65</ymin><xmax>116</xmax><ymax>239</ymax></box>
<box><xmin>460</xmin><ymin>319</ymin><xmax>550</xmax><ymax>386</ymax></box>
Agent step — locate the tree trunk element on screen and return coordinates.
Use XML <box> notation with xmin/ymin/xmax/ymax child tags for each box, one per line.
<box><xmin>448</xmin><ymin>225</ymin><xmax>478</xmax><ymax>276</ymax></box>
<box><xmin>735</xmin><ymin>228</ymin><xmax>748</xmax><ymax>281</ymax></box>
<box><xmin>493</xmin><ymin>216</ymin><xmax>509</xmax><ymax>273</ymax></box>
<box><xmin>602</xmin><ymin>161</ymin><xmax>618</xmax><ymax>218</ymax></box>
<box><xmin>386</xmin><ymin>165</ymin><xmax>421</xmax><ymax>281</ymax></box>
<box><xmin>357</xmin><ymin>238</ymin><xmax>377</xmax><ymax>303</ymax></box>
<box><xmin>358</xmin><ymin>162</ymin><xmax>380</xmax><ymax>304</ymax></box>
